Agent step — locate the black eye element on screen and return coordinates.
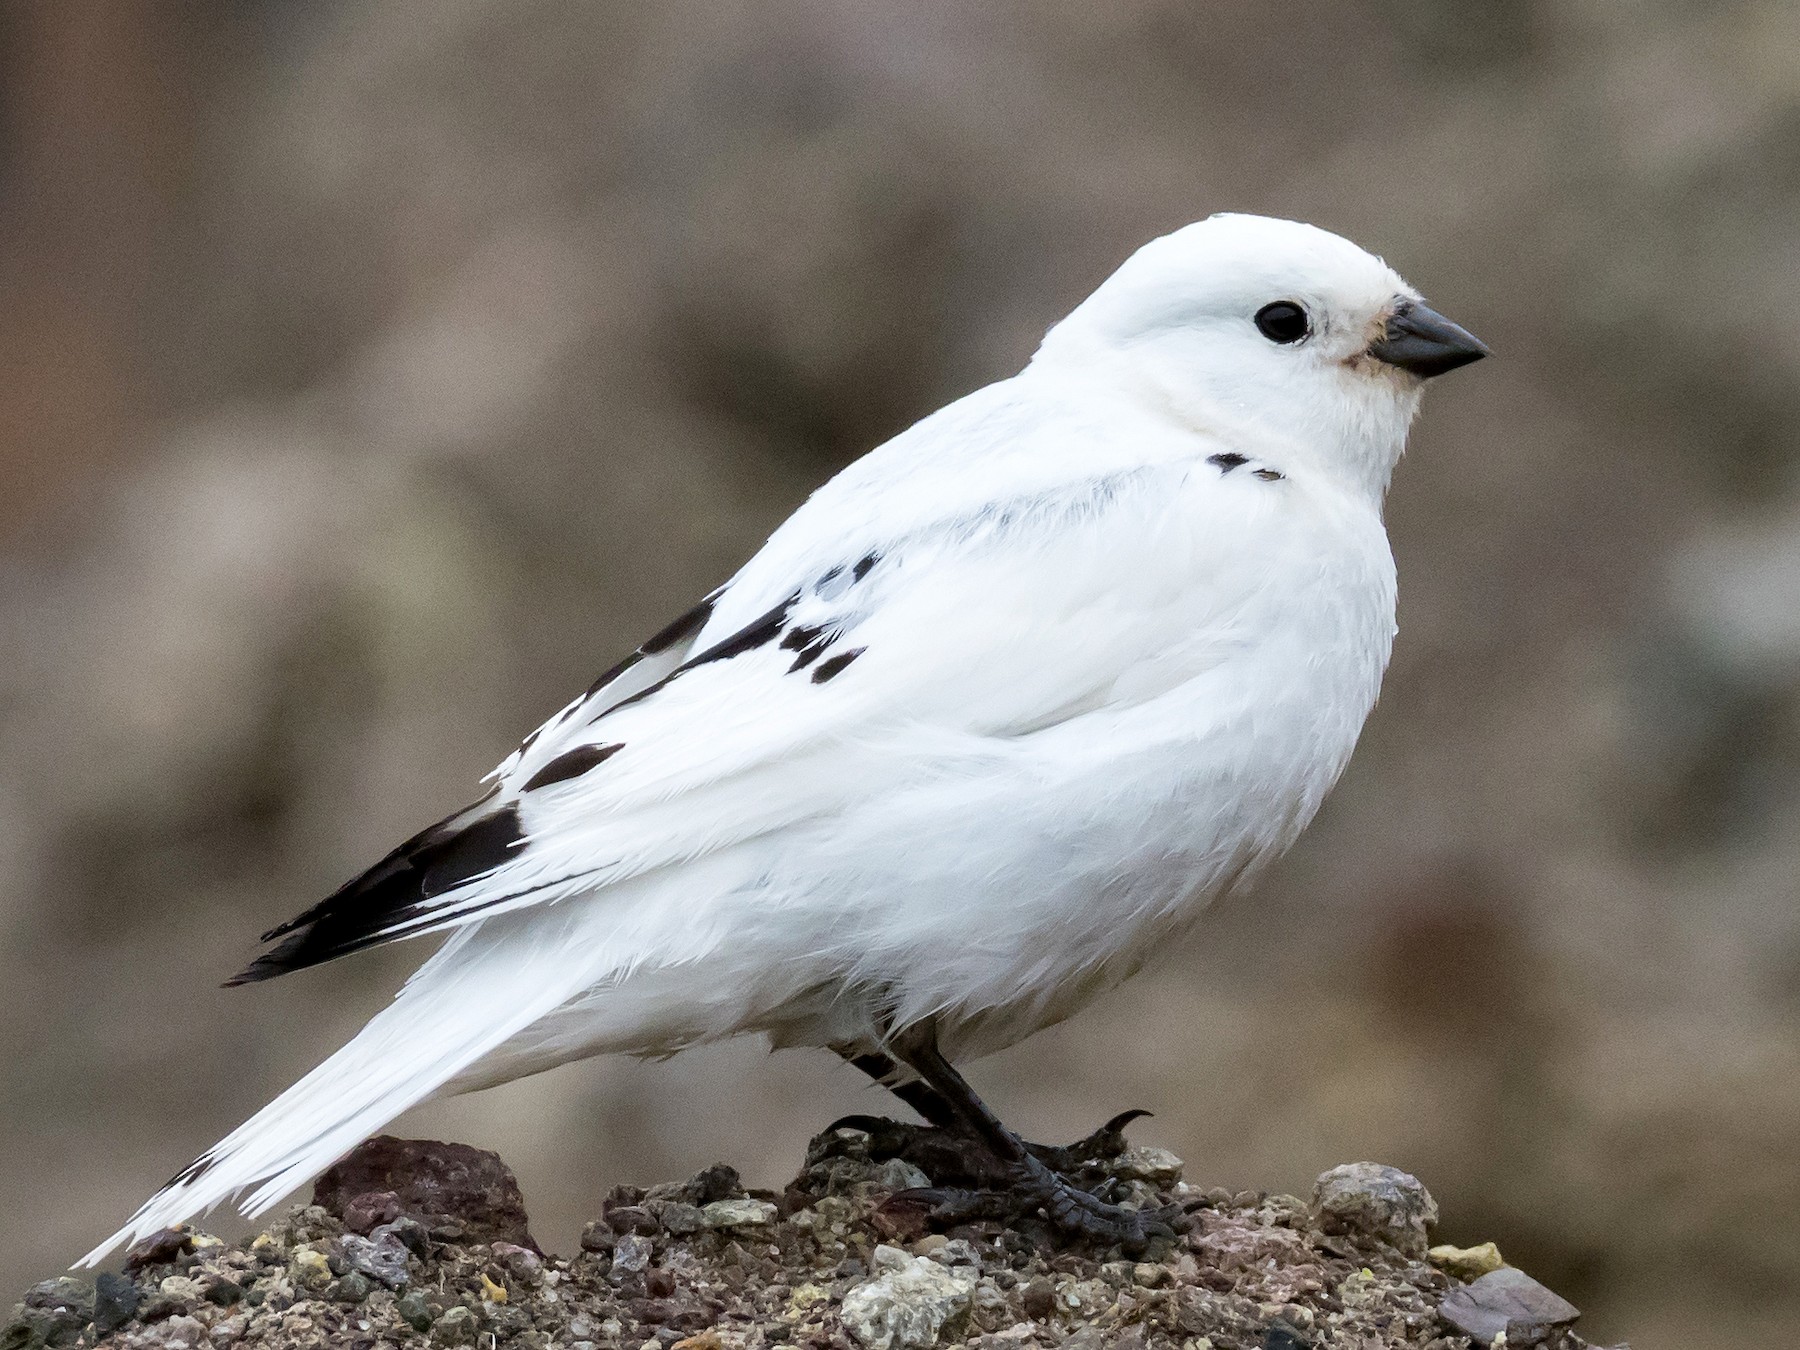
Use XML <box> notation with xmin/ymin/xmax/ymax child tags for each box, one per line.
<box><xmin>1254</xmin><ymin>300</ymin><xmax>1310</xmax><ymax>344</ymax></box>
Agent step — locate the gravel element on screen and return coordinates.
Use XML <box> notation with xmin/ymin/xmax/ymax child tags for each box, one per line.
<box><xmin>3</xmin><ymin>1128</ymin><xmax>1628</xmax><ymax>1350</ymax></box>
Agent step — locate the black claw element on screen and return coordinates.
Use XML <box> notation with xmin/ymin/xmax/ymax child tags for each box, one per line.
<box><xmin>1024</xmin><ymin>1106</ymin><xmax>1155</xmax><ymax>1173</ymax></box>
<box><xmin>822</xmin><ymin>1113</ymin><xmax>905</xmax><ymax>1135</ymax></box>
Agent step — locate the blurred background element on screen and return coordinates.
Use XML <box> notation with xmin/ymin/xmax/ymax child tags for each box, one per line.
<box><xmin>2</xmin><ymin>2</ymin><xmax>1796</xmax><ymax>1344</ymax></box>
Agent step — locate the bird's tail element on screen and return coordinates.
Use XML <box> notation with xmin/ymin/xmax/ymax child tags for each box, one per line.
<box><xmin>78</xmin><ymin>902</ymin><xmax>616</xmax><ymax>1268</ymax></box>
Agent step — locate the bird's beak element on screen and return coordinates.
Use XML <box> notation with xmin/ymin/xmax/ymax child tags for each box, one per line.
<box><xmin>1368</xmin><ymin>300</ymin><xmax>1490</xmax><ymax>378</ymax></box>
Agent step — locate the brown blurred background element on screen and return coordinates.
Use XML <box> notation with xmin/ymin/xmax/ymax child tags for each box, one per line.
<box><xmin>2</xmin><ymin>2</ymin><xmax>1797</xmax><ymax>1344</ymax></box>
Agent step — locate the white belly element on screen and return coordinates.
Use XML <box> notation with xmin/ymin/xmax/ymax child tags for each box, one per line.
<box><xmin>753</xmin><ymin>525</ymin><xmax>1396</xmax><ymax>1061</ymax></box>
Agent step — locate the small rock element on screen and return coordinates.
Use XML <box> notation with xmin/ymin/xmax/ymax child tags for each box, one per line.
<box><xmin>93</xmin><ymin>1272</ymin><xmax>142</xmax><ymax>1334</ymax></box>
<box><xmin>1311</xmin><ymin>1163</ymin><xmax>1439</xmax><ymax>1257</ymax></box>
<box><xmin>374</xmin><ymin>1215</ymin><xmax>432</xmax><ymax>1256</ymax></box>
<box><xmin>1</xmin><ymin>1306</ymin><xmax>83</xmax><ymax>1350</ymax></box>
<box><xmin>652</xmin><ymin>1203</ymin><xmax>706</xmax><ymax>1236</ymax></box>
<box><xmin>395</xmin><ymin>1290</ymin><xmax>435</xmax><ymax>1333</ymax></box>
<box><xmin>288</xmin><ymin>1248</ymin><xmax>333</xmax><ymax>1292</ymax></box>
<box><xmin>578</xmin><ymin>1219</ymin><xmax>616</xmax><ymax>1253</ymax></box>
<box><xmin>339</xmin><ymin>1231</ymin><xmax>411</xmax><ymax>1288</ymax></box>
<box><xmin>313</xmin><ymin>1136</ymin><xmax>536</xmax><ymax>1250</ymax></box>
<box><xmin>491</xmin><ymin>1241</ymin><xmax>544</xmax><ymax>1286</ymax></box>
<box><xmin>840</xmin><ymin>1245</ymin><xmax>977</xmax><ymax>1350</ymax></box>
<box><xmin>324</xmin><ymin>1271</ymin><xmax>373</xmax><ymax>1303</ymax></box>
<box><xmin>612</xmin><ymin>1234</ymin><xmax>655</xmax><ymax>1274</ymax></box>
<box><xmin>1021</xmin><ymin>1276</ymin><xmax>1057</xmax><ymax>1322</ymax></box>
<box><xmin>1111</xmin><ymin>1147</ymin><xmax>1184</xmax><ymax>1187</ymax></box>
<box><xmin>430</xmin><ymin>1305</ymin><xmax>480</xmax><ymax>1346</ymax></box>
<box><xmin>1133</xmin><ymin>1263</ymin><xmax>1172</xmax><ymax>1289</ymax></box>
<box><xmin>607</xmin><ymin>1205</ymin><xmax>661</xmax><ymax>1236</ymax></box>
<box><xmin>870</xmin><ymin>1159</ymin><xmax>932</xmax><ymax>1192</ymax></box>
<box><xmin>341</xmin><ymin>1190</ymin><xmax>403</xmax><ymax>1235</ymax></box>
<box><xmin>159</xmin><ymin>1314</ymin><xmax>208</xmax><ymax>1349</ymax></box>
<box><xmin>911</xmin><ymin>1235</ymin><xmax>950</xmax><ymax>1259</ymax></box>
<box><xmin>1439</xmin><ymin>1266</ymin><xmax>1580</xmax><ymax>1343</ymax></box>
<box><xmin>926</xmin><ymin>1239</ymin><xmax>980</xmax><ymax>1270</ymax></box>
<box><xmin>1429</xmin><ymin>1241</ymin><xmax>1506</xmax><ymax>1282</ymax></box>
<box><xmin>680</xmin><ymin>1164</ymin><xmax>744</xmax><ymax>1206</ymax></box>
<box><xmin>196</xmin><ymin>1271</ymin><xmax>242</xmax><ymax>1307</ymax></box>
<box><xmin>124</xmin><ymin>1229</ymin><xmax>194</xmax><ymax>1273</ymax></box>
<box><xmin>702</xmin><ymin>1199</ymin><xmax>778</xmax><ymax>1229</ymax></box>
<box><xmin>23</xmin><ymin>1279</ymin><xmax>93</xmax><ymax>1323</ymax></box>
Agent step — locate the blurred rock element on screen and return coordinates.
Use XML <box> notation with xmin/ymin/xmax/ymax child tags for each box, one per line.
<box><xmin>1440</xmin><ymin>1266</ymin><xmax>1582</xmax><ymax>1344</ymax></box>
<box><xmin>1429</xmin><ymin>1240</ymin><xmax>1506</xmax><ymax>1281</ymax></box>
<box><xmin>312</xmin><ymin>1136</ymin><xmax>534</xmax><ymax>1250</ymax></box>
<box><xmin>1312</xmin><ymin>1163</ymin><xmax>1439</xmax><ymax>1256</ymax></box>
<box><xmin>839</xmin><ymin>1244</ymin><xmax>977</xmax><ymax>1350</ymax></box>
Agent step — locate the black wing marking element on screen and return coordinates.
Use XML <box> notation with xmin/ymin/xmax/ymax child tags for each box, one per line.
<box><xmin>522</xmin><ymin>742</ymin><xmax>623</xmax><ymax>791</ymax></box>
<box><xmin>228</xmin><ymin>560</ymin><xmax>885</xmax><ymax>985</ymax></box>
<box><xmin>226</xmin><ymin>804</ymin><xmax>525</xmax><ymax>985</ymax></box>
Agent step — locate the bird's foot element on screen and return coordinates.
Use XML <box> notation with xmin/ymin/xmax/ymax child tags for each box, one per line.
<box><xmin>819</xmin><ymin>1108</ymin><xmax>1156</xmax><ymax>1190</ymax></box>
<box><xmin>898</xmin><ymin>1152</ymin><xmax>1183</xmax><ymax>1257</ymax></box>
<box><xmin>1022</xmin><ymin>1108</ymin><xmax>1153</xmax><ymax>1174</ymax></box>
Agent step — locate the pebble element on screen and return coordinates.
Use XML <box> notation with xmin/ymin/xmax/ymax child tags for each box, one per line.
<box><xmin>287</xmin><ymin>1249</ymin><xmax>333</xmax><ymax>1292</ymax></box>
<box><xmin>701</xmin><ymin>1199</ymin><xmax>777</xmax><ymax>1229</ymax></box>
<box><xmin>430</xmin><ymin>1305</ymin><xmax>480</xmax><ymax>1346</ymax></box>
<box><xmin>1311</xmin><ymin>1162</ymin><xmax>1439</xmax><ymax>1256</ymax></box>
<box><xmin>160</xmin><ymin>1314</ymin><xmax>208</xmax><ymax>1349</ymax></box>
<box><xmin>23</xmin><ymin>1278</ymin><xmax>94</xmax><ymax>1321</ymax></box>
<box><xmin>339</xmin><ymin>1230</ymin><xmax>411</xmax><ymax>1288</ymax></box>
<box><xmin>653</xmin><ymin>1202</ymin><xmax>706</xmax><ymax>1236</ymax></box>
<box><xmin>1111</xmin><ymin>1147</ymin><xmax>1184</xmax><ymax>1187</ymax></box>
<box><xmin>94</xmin><ymin>1271</ymin><xmax>142</xmax><ymax>1333</ymax></box>
<box><xmin>839</xmin><ymin>1245</ymin><xmax>976</xmax><ymax>1350</ymax></box>
<box><xmin>1439</xmin><ymin>1266</ymin><xmax>1580</xmax><ymax>1343</ymax></box>
<box><xmin>612</xmin><ymin>1234</ymin><xmax>655</xmax><ymax>1273</ymax></box>
<box><xmin>869</xmin><ymin>1159</ymin><xmax>932</xmax><ymax>1192</ymax></box>
<box><xmin>395</xmin><ymin>1291</ymin><xmax>435</xmax><ymax>1332</ymax></box>
<box><xmin>1429</xmin><ymin>1240</ymin><xmax>1505</xmax><ymax>1282</ymax></box>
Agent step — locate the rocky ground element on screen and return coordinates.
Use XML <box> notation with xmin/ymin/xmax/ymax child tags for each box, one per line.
<box><xmin>4</xmin><ymin>1124</ymin><xmax>1621</xmax><ymax>1350</ymax></box>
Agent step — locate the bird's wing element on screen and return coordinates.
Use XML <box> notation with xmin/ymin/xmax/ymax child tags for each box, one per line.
<box><xmin>228</xmin><ymin>590</ymin><xmax>723</xmax><ymax>982</ymax></box>
<box><xmin>234</xmin><ymin>395</ymin><xmax>1250</xmax><ymax>983</ymax></box>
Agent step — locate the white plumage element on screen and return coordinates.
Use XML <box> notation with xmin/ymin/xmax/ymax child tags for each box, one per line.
<box><xmin>82</xmin><ymin>212</ymin><xmax>1485</xmax><ymax>1265</ymax></box>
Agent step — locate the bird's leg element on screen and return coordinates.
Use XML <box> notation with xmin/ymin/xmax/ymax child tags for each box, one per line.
<box><xmin>884</xmin><ymin>1022</ymin><xmax>1178</xmax><ymax>1256</ymax></box>
<box><xmin>828</xmin><ymin>1048</ymin><xmax>1152</xmax><ymax>1181</ymax></box>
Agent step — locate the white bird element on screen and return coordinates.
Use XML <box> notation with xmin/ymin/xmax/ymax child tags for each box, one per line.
<box><xmin>83</xmin><ymin>212</ymin><xmax>1486</xmax><ymax>1264</ymax></box>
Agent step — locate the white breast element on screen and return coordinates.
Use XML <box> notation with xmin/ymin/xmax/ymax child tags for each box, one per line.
<box><xmin>746</xmin><ymin>452</ymin><xmax>1399</xmax><ymax>1061</ymax></box>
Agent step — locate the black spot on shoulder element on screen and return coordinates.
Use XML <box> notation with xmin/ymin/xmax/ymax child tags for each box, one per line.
<box><xmin>781</xmin><ymin>624</ymin><xmax>835</xmax><ymax>672</ymax></box>
<box><xmin>1208</xmin><ymin>452</ymin><xmax>1249</xmax><ymax>473</ymax></box>
<box><xmin>852</xmin><ymin>553</ymin><xmax>879</xmax><ymax>581</ymax></box>
<box><xmin>1252</xmin><ymin>467</ymin><xmax>1285</xmax><ymax>481</ymax></box>
<box><xmin>523</xmin><ymin>742</ymin><xmax>624</xmax><ymax>791</ymax></box>
<box><xmin>811</xmin><ymin>648</ymin><xmax>865</xmax><ymax>683</ymax></box>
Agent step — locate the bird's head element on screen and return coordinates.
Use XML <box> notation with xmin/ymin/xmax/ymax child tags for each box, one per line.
<box><xmin>1032</xmin><ymin>213</ymin><xmax>1487</xmax><ymax>496</ymax></box>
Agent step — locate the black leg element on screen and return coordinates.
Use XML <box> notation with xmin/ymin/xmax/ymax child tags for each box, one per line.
<box><xmin>834</xmin><ymin>1047</ymin><xmax>962</xmax><ymax>1129</ymax></box>
<box><xmin>829</xmin><ymin>1042</ymin><xmax>1159</xmax><ymax>1192</ymax></box>
<box><xmin>886</xmin><ymin>1022</ymin><xmax>1177</xmax><ymax>1255</ymax></box>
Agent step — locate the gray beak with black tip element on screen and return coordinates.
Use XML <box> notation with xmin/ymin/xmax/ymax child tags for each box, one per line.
<box><xmin>1370</xmin><ymin>300</ymin><xmax>1490</xmax><ymax>378</ymax></box>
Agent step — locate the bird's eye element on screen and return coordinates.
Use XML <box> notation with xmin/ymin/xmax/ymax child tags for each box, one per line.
<box><xmin>1254</xmin><ymin>301</ymin><xmax>1310</xmax><ymax>345</ymax></box>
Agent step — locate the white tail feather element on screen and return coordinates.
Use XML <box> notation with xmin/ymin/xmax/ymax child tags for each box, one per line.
<box><xmin>78</xmin><ymin>904</ymin><xmax>616</xmax><ymax>1268</ymax></box>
